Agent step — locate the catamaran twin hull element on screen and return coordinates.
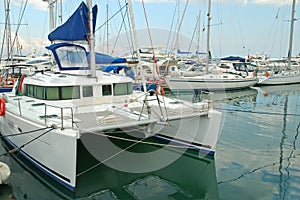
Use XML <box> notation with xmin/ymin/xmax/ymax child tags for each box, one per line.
<box><xmin>0</xmin><ymin>98</ymin><xmax>222</xmax><ymax>191</ymax></box>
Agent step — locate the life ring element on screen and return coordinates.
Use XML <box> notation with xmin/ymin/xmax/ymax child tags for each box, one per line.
<box><xmin>0</xmin><ymin>97</ymin><xmax>6</xmax><ymax>116</ymax></box>
<box><xmin>6</xmin><ymin>78</ymin><xmax>15</xmax><ymax>85</ymax></box>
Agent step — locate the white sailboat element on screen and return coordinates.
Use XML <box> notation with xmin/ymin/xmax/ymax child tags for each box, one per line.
<box><xmin>0</xmin><ymin>1</ymin><xmax>222</xmax><ymax>192</ymax></box>
<box><xmin>165</xmin><ymin>0</ymin><xmax>258</xmax><ymax>92</ymax></box>
<box><xmin>256</xmin><ymin>0</ymin><xmax>300</xmax><ymax>85</ymax></box>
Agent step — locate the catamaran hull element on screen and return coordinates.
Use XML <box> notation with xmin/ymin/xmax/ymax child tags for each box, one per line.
<box><xmin>0</xmin><ymin>108</ymin><xmax>222</xmax><ymax>192</ymax></box>
<box><xmin>165</xmin><ymin>77</ymin><xmax>258</xmax><ymax>91</ymax></box>
<box><xmin>151</xmin><ymin>110</ymin><xmax>222</xmax><ymax>155</ymax></box>
<box><xmin>80</xmin><ymin>110</ymin><xmax>222</xmax><ymax>157</ymax></box>
<box><xmin>0</xmin><ymin>111</ymin><xmax>78</xmax><ymax>191</ymax></box>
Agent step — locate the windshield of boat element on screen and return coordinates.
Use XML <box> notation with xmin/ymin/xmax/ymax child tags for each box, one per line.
<box><xmin>56</xmin><ymin>45</ymin><xmax>88</xmax><ymax>69</ymax></box>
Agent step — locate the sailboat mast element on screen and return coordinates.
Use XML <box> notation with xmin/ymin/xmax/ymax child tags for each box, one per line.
<box><xmin>48</xmin><ymin>0</ymin><xmax>56</xmax><ymax>32</ymax></box>
<box><xmin>196</xmin><ymin>10</ymin><xmax>201</xmax><ymax>63</ymax></box>
<box><xmin>206</xmin><ymin>0</ymin><xmax>211</xmax><ymax>72</ymax></box>
<box><xmin>3</xmin><ymin>0</ymin><xmax>12</xmax><ymax>62</ymax></box>
<box><xmin>127</xmin><ymin>0</ymin><xmax>142</xmax><ymax>64</ymax></box>
<box><xmin>287</xmin><ymin>0</ymin><xmax>296</xmax><ymax>68</ymax></box>
<box><xmin>127</xmin><ymin>0</ymin><xmax>147</xmax><ymax>93</ymax></box>
<box><xmin>87</xmin><ymin>0</ymin><xmax>96</xmax><ymax>78</ymax></box>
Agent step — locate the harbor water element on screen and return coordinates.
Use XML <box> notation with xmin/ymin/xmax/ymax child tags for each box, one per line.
<box><xmin>1</xmin><ymin>84</ymin><xmax>300</xmax><ymax>199</ymax></box>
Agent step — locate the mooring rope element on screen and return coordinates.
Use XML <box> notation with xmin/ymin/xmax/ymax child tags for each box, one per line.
<box><xmin>0</xmin><ymin>127</ymin><xmax>50</xmax><ymax>138</ymax></box>
<box><xmin>0</xmin><ymin>126</ymin><xmax>56</xmax><ymax>157</ymax></box>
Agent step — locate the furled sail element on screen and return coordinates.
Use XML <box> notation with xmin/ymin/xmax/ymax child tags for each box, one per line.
<box><xmin>48</xmin><ymin>1</ymin><xmax>98</xmax><ymax>42</ymax></box>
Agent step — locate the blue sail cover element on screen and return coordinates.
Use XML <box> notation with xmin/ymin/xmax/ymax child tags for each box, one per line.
<box><xmin>86</xmin><ymin>52</ymin><xmax>127</xmax><ymax>64</ymax></box>
<box><xmin>221</xmin><ymin>56</ymin><xmax>246</xmax><ymax>62</ymax></box>
<box><xmin>99</xmin><ymin>65</ymin><xmax>128</xmax><ymax>73</ymax></box>
<box><xmin>48</xmin><ymin>2</ymin><xmax>98</xmax><ymax>41</ymax></box>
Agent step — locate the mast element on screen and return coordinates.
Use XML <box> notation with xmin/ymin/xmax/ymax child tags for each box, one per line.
<box><xmin>48</xmin><ymin>0</ymin><xmax>56</xmax><ymax>32</ymax></box>
<box><xmin>287</xmin><ymin>0</ymin><xmax>296</xmax><ymax>68</ymax></box>
<box><xmin>206</xmin><ymin>0</ymin><xmax>211</xmax><ymax>73</ymax></box>
<box><xmin>196</xmin><ymin>10</ymin><xmax>201</xmax><ymax>62</ymax></box>
<box><xmin>3</xmin><ymin>0</ymin><xmax>13</xmax><ymax>63</ymax></box>
<box><xmin>43</xmin><ymin>0</ymin><xmax>58</xmax><ymax>40</ymax></box>
<box><xmin>127</xmin><ymin>0</ymin><xmax>147</xmax><ymax>92</ymax></box>
<box><xmin>106</xmin><ymin>4</ymin><xmax>109</xmax><ymax>54</ymax></box>
<box><xmin>87</xmin><ymin>0</ymin><xmax>96</xmax><ymax>78</ymax></box>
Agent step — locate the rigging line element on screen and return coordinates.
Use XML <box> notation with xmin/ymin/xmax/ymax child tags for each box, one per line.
<box><xmin>0</xmin><ymin>126</ymin><xmax>55</xmax><ymax>157</ymax></box>
<box><xmin>95</xmin><ymin>3</ymin><xmax>128</xmax><ymax>32</ymax></box>
<box><xmin>0</xmin><ymin>0</ymin><xmax>11</xmax><ymax>64</ymax></box>
<box><xmin>215</xmin><ymin>107</ymin><xmax>300</xmax><ymax>117</ymax></box>
<box><xmin>173</xmin><ymin>0</ymin><xmax>190</xmax><ymax>51</ymax></box>
<box><xmin>166</xmin><ymin>0</ymin><xmax>178</xmax><ymax>55</ymax></box>
<box><xmin>141</xmin><ymin>0</ymin><xmax>159</xmax><ymax>76</ymax></box>
<box><xmin>10</xmin><ymin>0</ymin><xmax>28</xmax><ymax>57</ymax></box>
<box><xmin>124</xmin><ymin>0</ymin><xmax>135</xmax><ymax>56</ymax></box>
<box><xmin>93</xmin><ymin>124</ymin><xmax>203</xmax><ymax>149</ymax></box>
<box><xmin>0</xmin><ymin>127</ymin><xmax>52</xmax><ymax>138</ymax></box>
<box><xmin>110</xmin><ymin>5</ymin><xmax>129</xmax><ymax>54</ymax></box>
<box><xmin>187</xmin><ymin>14</ymin><xmax>201</xmax><ymax>53</ymax></box>
<box><xmin>114</xmin><ymin>0</ymin><xmax>131</xmax><ymax>54</ymax></box>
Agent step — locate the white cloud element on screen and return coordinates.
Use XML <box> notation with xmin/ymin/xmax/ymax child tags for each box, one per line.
<box><xmin>0</xmin><ymin>28</ymin><xmax>50</xmax><ymax>56</ymax></box>
<box><xmin>12</xmin><ymin>0</ymin><xmax>48</xmax><ymax>11</ymax></box>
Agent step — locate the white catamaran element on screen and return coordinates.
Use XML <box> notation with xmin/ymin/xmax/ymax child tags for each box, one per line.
<box><xmin>0</xmin><ymin>1</ymin><xmax>222</xmax><ymax>191</ymax></box>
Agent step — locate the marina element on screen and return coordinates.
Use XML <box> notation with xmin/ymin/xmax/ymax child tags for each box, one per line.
<box><xmin>1</xmin><ymin>84</ymin><xmax>300</xmax><ymax>199</ymax></box>
<box><xmin>1</xmin><ymin>0</ymin><xmax>300</xmax><ymax>199</ymax></box>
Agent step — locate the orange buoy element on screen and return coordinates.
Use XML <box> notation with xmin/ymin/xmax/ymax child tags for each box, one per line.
<box><xmin>156</xmin><ymin>85</ymin><xmax>165</xmax><ymax>96</ymax></box>
<box><xmin>161</xmin><ymin>87</ymin><xmax>165</xmax><ymax>96</ymax></box>
<box><xmin>265</xmin><ymin>71</ymin><xmax>270</xmax><ymax>77</ymax></box>
<box><xmin>0</xmin><ymin>97</ymin><xmax>6</xmax><ymax>116</ymax></box>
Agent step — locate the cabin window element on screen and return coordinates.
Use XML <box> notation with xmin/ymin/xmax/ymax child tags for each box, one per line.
<box><xmin>82</xmin><ymin>86</ymin><xmax>93</xmax><ymax>97</ymax></box>
<box><xmin>61</xmin><ymin>86</ymin><xmax>80</xmax><ymax>100</ymax></box>
<box><xmin>102</xmin><ymin>85</ymin><xmax>112</xmax><ymax>96</ymax></box>
<box><xmin>35</xmin><ymin>86</ymin><xmax>44</xmax><ymax>99</ymax></box>
<box><xmin>25</xmin><ymin>84</ymin><xmax>80</xmax><ymax>100</ymax></box>
<box><xmin>128</xmin><ymin>83</ymin><xmax>133</xmax><ymax>94</ymax></box>
<box><xmin>27</xmin><ymin>85</ymin><xmax>34</xmax><ymax>97</ymax></box>
<box><xmin>45</xmin><ymin>87</ymin><xmax>59</xmax><ymax>100</ymax></box>
<box><xmin>114</xmin><ymin>83</ymin><xmax>132</xmax><ymax>95</ymax></box>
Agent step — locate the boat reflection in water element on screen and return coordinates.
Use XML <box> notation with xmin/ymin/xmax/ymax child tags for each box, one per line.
<box><xmin>3</xmin><ymin>138</ymin><xmax>219</xmax><ymax>199</ymax></box>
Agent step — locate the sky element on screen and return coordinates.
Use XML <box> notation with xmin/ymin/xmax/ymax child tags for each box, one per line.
<box><xmin>0</xmin><ymin>0</ymin><xmax>299</xmax><ymax>59</ymax></box>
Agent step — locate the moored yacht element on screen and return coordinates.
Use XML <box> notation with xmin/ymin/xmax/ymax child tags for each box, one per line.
<box><xmin>0</xmin><ymin>1</ymin><xmax>222</xmax><ymax>192</ymax></box>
